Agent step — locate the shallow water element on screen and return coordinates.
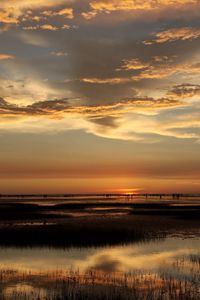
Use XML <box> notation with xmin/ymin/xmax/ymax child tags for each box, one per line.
<box><xmin>0</xmin><ymin>195</ymin><xmax>199</xmax><ymax>299</ymax></box>
<box><xmin>0</xmin><ymin>237</ymin><xmax>199</xmax><ymax>273</ymax></box>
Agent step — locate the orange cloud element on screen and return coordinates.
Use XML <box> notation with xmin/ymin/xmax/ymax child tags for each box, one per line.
<box><xmin>82</xmin><ymin>0</ymin><xmax>199</xmax><ymax>19</ymax></box>
<box><xmin>116</xmin><ymin>58</ymin><xmax>149</xmax><ymax>71</ymax></box>
<box><xmin>82</xmin><ymin>58</ymin><xmax>200</xmax><ymax>84</ymax></box>
<box><xmin>90</xmin><ymin>0</ymin><xmax>152</xmax><ymax>11</ymax></box>
<box><xmin>23</xmin><ymin>24</ymin><xmax>59</xmax><ymax>31</ymax></box>
<box><xmin>0</xmin><ymin>96</ymin><xmax>183</xmax><ymax>118</ymax></box>
<box><xmin>0</xmin><ymin>8</ymin><xmax>18</xmax><ymax>24</ymax></box>
<box><xmin>1</xmin><ymin>91</ymin><xmax>199</xmax><ymax>143</ymax></box>
<box><xmin>132</xmin><ymin>62</ymin><xmax>200</xmax><ymax>81</ymax></box>
<box><xmin>0</xmin><ymin>1</ymin><xmax>74</xmax><ymax>31</ymax></box>
<box><xmin>57</xmin><ymin>8</ymin><xmax>74</xmax><ymax>19</ymax></box>
<box><xmin>90</xmin><ymin>0</ymin><xmax>198</xmax><ymax>11</ymax></box>
<box><xmin>62</xmin><ymin>24</ymin><xmax>71</xmax><ymax>29</ymax></box>
<box><xmin>82</xmin><ymin>77</ymin><xmax>130</xmax><ymax>84</ymax></box>
<box><xmin>144</xmin><ymin>27</ymin><xmax>200</xmax><ymax>44</ymax></box>
<box><xmin>23</xmin><ymin>25</ymin><xmax>71</xmax><ymax>31</ymax></box>
<box><xmin>0</xmin><ymin>53</ymin><xmax>14</xmax><ymax>60</ymax></box>
<box><xmin>0</xmin><ymin>0</ymin><xmax>71</xmax><ymax>12</ymax></box>
<box><xmin>42</xmin><ymin>7</ymin><xmax>74</xmax><ymax>19</ymax></box>
<box><xmin>81</xmin><ymin>11</ymin><xmax>97</xmax><ymax>20</ymax></box>
<box><xmin>40</xmin><ymin>24</ymin><xmax>58</xmax><ymax>31</ymax></box>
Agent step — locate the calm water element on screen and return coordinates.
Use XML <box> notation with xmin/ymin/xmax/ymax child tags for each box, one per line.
<box><xmin>0</xmin><ymin>237</ymin><xmax>199</xmax><ymax>273</ymax></box>
<box><xmin>0</xmin><ymin>196</ymin><xmax>199</xmax><ymax>298</ymax></box>
<box><xmin>0</xmin><ymin>236</ymin><xmax>199</xmax><ymax>299</ymax></box>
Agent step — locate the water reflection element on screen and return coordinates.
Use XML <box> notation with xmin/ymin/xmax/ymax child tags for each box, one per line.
<box><xmin>0</xmin><ymin>237</ymin><xmax>199</xmax><ymax>274</ymax></box>
<box><xmin>0</xmin><ymin>237</ymin><xmax>199</xmax><ymax>299</ymax></box>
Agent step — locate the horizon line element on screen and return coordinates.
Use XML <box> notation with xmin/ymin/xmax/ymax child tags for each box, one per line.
<box><xmin>1</xmin><ymin>193</ymin><xmax>200</xmax><ymax>197</ymax></box>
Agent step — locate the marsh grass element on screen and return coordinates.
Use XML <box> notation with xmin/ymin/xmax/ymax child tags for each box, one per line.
<box><xmin>0</xmin><ymin>261</ymin><xmax>199</xmax><ymax>300</ymax></box>
<box><xmin>189</xmin><ymin>254</ymin><xmax>200</xmax><ymax>265</ymax></box>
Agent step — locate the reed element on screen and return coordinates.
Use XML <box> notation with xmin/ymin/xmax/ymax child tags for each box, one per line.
<box><xmin>0</xmin><ymin>265</ymin><xmax>199</xmax><ymax>300</ymax></box>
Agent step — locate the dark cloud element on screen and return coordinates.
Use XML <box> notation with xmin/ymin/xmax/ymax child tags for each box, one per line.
<box><xmin>168</xmin><ymin>84</ymin><xmax>200</xmax><ymax>98</ymax></box>
<box><xmin>0</xmin><ymin>97</ymin><xmax>19</xmax><ymax>112</ymax></box>
<box><xmin>29</xmin><ymin>98</ymin><xmax>71</xmax><ymax>113</ymax></box>
<box><xmin>0</xmin><ymin>95</ymin><xmax>183</xmax><ymax>118</ymax></box>
<box><xmin>88</xmin><ymin>116</ymin><xmax>119</xmax><ymax>128</ymax></box>
<box><xmin>0</xmin><ymin>98</ymin><xmax>71</xmax><ymax>115</ymax></box>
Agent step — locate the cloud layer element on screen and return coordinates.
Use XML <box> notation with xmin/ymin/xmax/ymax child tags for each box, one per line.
<box><xmin>1</xmin><ymin>0</ymin><xmax>200</xmax><ymax>192</ymax></box>
<box><xmin>0</xmin><ymin>0</ymin><xmax>200</xmax><ymax>144</ymax></box>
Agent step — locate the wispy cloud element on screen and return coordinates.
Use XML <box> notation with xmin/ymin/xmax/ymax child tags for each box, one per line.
<box><xmin>144</xmin><ymin>27</ymin><xmax>200</xmax><ymax>44</ymax></box>
<box><xmin>88</xmin><ymin>0</ymin><xmax>198</xmax><ymax>13</ymax></box>
<box><xmin>0</xmin><ymin>96</ymin><xmax>183</xmax><ymax>117</ymax></box>
<box><xmin>1</xmin><ymin>88</ymin><xmax>199</xmax><ymax>143</ymax></box>
<box><xmin>42</xmin><ymin>8</ymin><xmax>74</xmax><ymax>19</ymax></box>
<box><xmin>82</xmin><ymin>0</ymin><xmax>199</xmax><ymax>20</ymax></box>
<box><xmin>82</xmin><ymin>77</ymin><xmax>130</xmax><ymax>84</ymax></box>
<box><xmin>116</xmin><ymin>58</ymin><xmax>149</xmax><ymax>71</ymax></box>
<box><xmin>168</xmin><ymin>84</ymin><xmax>200</xmax><ymax>98</ymax></box>
<box><xmin>82</xmin><ymin>57</ymin><xmax>200</xmax><ymax>84</ymax></box>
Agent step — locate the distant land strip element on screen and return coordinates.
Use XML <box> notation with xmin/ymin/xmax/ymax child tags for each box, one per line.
<box><xmin>0</xmin><ymin>193</ymin><xmax>200</xmax><ymax>198</ymax></box>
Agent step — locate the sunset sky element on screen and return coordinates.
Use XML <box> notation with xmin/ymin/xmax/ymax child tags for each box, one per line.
<box><xmin>0</xmin><ymin>0</ymin><xmax>200</xmax><ymax>193</ymax></box>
